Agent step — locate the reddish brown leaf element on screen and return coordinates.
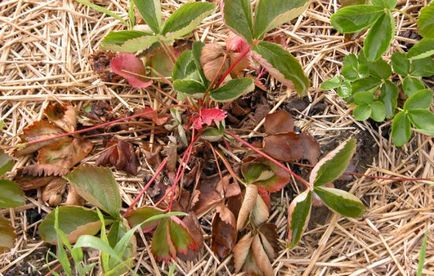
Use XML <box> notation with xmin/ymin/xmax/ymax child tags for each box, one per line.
<box><xmin>226</xmin><ymin>32</ymin><xmax>249</xmax><ymax>52</ymax></box>
<box><xmin>111</xmin><ymin>53</ymin><xmax>152</xmax><ymax>89</ymax></box>
<box><xmin>200</xmin><ymin>43</ymin><xmax>229</xmax><ymax>81</ymax></box>
<box><xmin>14</xmin><ymin>175</ymin><xmax>56</xmax><ymax>191</ymax></box>
<box><xmin>178</xmin><ymin>213</ymin><xmax>204</xmax><ymax>261</ymax></box>
<box><xmin>44</xmin><ymin>103</ymin><xmax>77</xmax><ymax>132</ymax></box>
<box><xmin>258</xmin><ymin>187</ymin><xmax>271</xmax><ymax>208</ymax></box>
<box><xmin>264</xmin><ymin>110</ymin><xmax>294</xmax><ymax>135</ymax></box>
<box><xmin>21</xmin><ymin>164</ymin><xmax>69</xmax><ymax>177</ymax></box>
<box><xmin>233</xmin><ymin>232</ymin><xmax>253</xmax><ymax>272</ymax></box>
<box><xmin>134</xmin><ymin>107</ymin><xmax>169</xmax><ymax>126</ymax></box>
<box><xmin>15</xmin><ymin>120</ymin><xmax>65</xmax><ymax>156</ymax></box>
<box><xmin>96</xmin><ymin>140</ymin><xmax>139</xmax><ymax>175</ymax></box>
<box><xmin>215</xmin><ymin>202</ymin><xmax>236</xmax><ymax>225</ymax></box>
<box><xmin>192</xmin><ymin>108</ymin><xmax>227</xmax><ymax>130</ymax></box>
<box><xmin>192</xmin><ymin>176</ymin><xmax>222</xmax><ymax>216</ymax></box>
<box><xmin>251</xmin><ymin>234</ymin><xmax>274</xmax><ymax>276</ymax></box>
<box><xmin>42</xmin><ymin>178</ymin><xmax>67</xmax><ymax>206</ymax></box>
<box><xmin>89</xmin><ymin>50</ymin><xmax>121</xmax><ymax>82</ymax></box>
<box><xmin>237</xmin><ymin>184</ymin><xmax>258</xmax><ymax>231</ymax></box>
<box><xmin>258</xmin><ymin>223</ymin><xmax>279</xmax><ymax>260</ymax></box>
<box><xmin>211</xmin><ymin>203</ymin><xmax>237</xmax><ymax>258</ymax></box>
<box><xmin>263</xmin><ymin>132</ymin><xmax>320</xmax><ymax>164</ymax></box>
<box><xmin>215</xmin><ymin>175</ymin><xmax>241</xmax><ymax>198</ymax></box>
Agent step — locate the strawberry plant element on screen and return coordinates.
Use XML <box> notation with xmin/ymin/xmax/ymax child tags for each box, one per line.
<box><xmin>322</xmin><ymin>1</ymin><xmax>434</xmax><ymax>146</ymax></box>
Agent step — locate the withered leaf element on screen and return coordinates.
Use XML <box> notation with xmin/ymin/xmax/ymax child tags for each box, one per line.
<box><xmin>258</xmin><ymin>223</ymin><xmax>279</xmax><ymax>260</ymax></box>
<box><xmin>233</xmin><ymin>232</ymin><xmax>254</xmax><ymax>272</ymax></box>
<box><xmin>237</xmin><ymin>184</ymin><xmax>258</xmax><ymax>231</ymax></box>
<box><xmin>21</xmin><ymin>164</ymin><xmax>69</xmax><ymax>177</ymax></box>
<box><xmin>192</xmin><ymin>176</ymin><xmax>222</xmax><ymax>216</ymax></box>
<box><xmin>263</xmin><ymin>132</ymin><xmax>320</xmax><ymax>164</ymax></box>
<box><xmin>44</xmin><ymin>103</ymin><xmax>77</xmax><ymax>132</ymax></box>
<box><xmin>200</xmin><ymin>43</ymin><xmax>229</xmax><ymax>82</ymax></box>
<box><xmin>252</xmin><ymin>234</ymin><xmax>274</xmax><ymax>276</ymax></box>
<box><xmin>96</xmin><ymin>140</ymin><xmax>139</xmax><ymax>175</ymax></box>
<box><xmin>212</xmin><ymin>203</ymin><xmax>238</xmax><ymax>259</ymax></box>
<box><xmin>14</xmin><ymin>175</ymin><xmax>57</xmax><ymax>191</ymax></box>
<box><xmin>15</xmin><ymin>120</ymin><xmax>66</xmax><ymax>156</ymax></box>
<box><xmin>42</xmin><ymin>178</ymin><xmax>67</xmax><ymax>206</ymax></box>
<box><xmin>251</xmin><ymin>195</ymin><xmax>269</xmax><ymax>226</ymax></box>
<box><xmin>65</xmin><ymin>185</ymin><xmax>83</xmax><ymax>206</ymax></box>
<box><xmin>177</xmin><ymin>213</ymin><xmax>203</xmax><ymax>261</ymax></box>
<box><xmin>264</xmin><ymin>110</ymin><xmax>294</xmax><ymax>135</ymax></box>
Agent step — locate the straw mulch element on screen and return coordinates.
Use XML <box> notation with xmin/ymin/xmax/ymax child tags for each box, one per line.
<box><xmin>0</xmin><ymin>0</ymin><xmax>433</xmax><ymax>275</ymax></box>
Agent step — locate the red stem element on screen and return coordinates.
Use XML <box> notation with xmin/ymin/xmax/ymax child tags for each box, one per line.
<box><xmin>225</xmin><ymin>131</ymin><xmax>312</xmax><ymax>189</ymax></box>
<box><xmin>21</xmin><ymin>109</ymin><xmax>156</xmax><ymax>147</ymax></box>
<box><xmin>216</xmin><ymin>45</ymin><xmax>251</xmax><ymax>87</ymax></box>
<box><xmin>124</xmin><ymin>158</ymin><xmax>168</xmax><ymax>217</ymax></box>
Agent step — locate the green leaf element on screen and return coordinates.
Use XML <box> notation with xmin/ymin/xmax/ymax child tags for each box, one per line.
<box><xmin>64</xmin><ymin>166</ymin><xmax>121</xmax><ymax>218</ymax></box>
<box><xmin>408</xmin><ymin>110</ymin><xmax>434</xmax><ymax>136</ymax></box>
<box><xmin>223</xmin><ymin>0</ymin><xmax>254</xmax><ymax>43</ymax></box>
<box><xmin>417</xmin><ymin>2</ymin><xmax>434</xmax><ymax>38</ymax></box>
<box><xmin>0</xmin><ymin>216</ymin><xmax>15</xmax><ymax>252</ymax></box>
<box><xmin>403</xmin><ymin>76</ymin><xmax>426</xmax><ymax>97</ymax></box>
<box><xmin>337</xmin><ymin>79</ymin><xmax>353</xmax><ymax>98</ymax></box>
<box><xmin>287</xmin><ymin>190</ymin><xmax>312</xmax><ymax>248</ymax></box>
<box><xmin>353</xmin><ymin>104</ymin><xmax>371</xmax><ymax>121</ymax></box>
<box><xmin>320</xmin><ymin>76</ymin><xmax>341</xmax><ymax>90</ymax></box>
<box><xmin>0</xmin><ymin>150</ymin><xmax>14</xmax><ymax>176</ymax></box>
<box><xmin>366</xmin><ymin>57</ymin><xmax>392</xmax><ymax>79</ymax></box>
<box><xmin>201</xmin><ymin>127</ymin><xmax>224</xmax><ymax>142</ymax></box>
<box><xmin>39</xmin><ymin>206</ymin><xmax>103</xmax><ymax>244</ymax></box>
<box><xmin>364</xmin><ymin>11</ymin><xmax>394</xmax><ymax>61</ymax></box>
<box><xmin>162</xmin><ymin>2</ymin><xmax>215</xmax><ymax>39</ymax></box>
<box><xmin>353</xmin><ymin>91</ymin><xmax>374</xmax><ymax>105</ymax></box>
<box><xmin>133</xmin><ymin>0</ymin><xmax>161</xmax><ymax>33</ymax></box>
<box><xmin>168</xmin><ymin>218</ymin><xmax>194</xmax><ymax>254</ymax></box>
<box><xmin>370</xmin><ymin>101</ymin><xmax>386</xmax><ymax>122</ymax></box>
<box><xmin>391</xmin><ymin>111</ymin><xmax>411</xmax><ymax>146</ymax></box>
<box><xmin>101</xmin><ymin>31</ymin><xmax>150</xmax><ymax>46</ymax></box>
<box><xmin>151</xmin><ymin>219</ymin><xmax>172</xmax><ymax>260</ymax></box>
<box><xmin>380</xmin><ymin>81</ymin><xmax>398</xmax><ymax>118</ymax></box>
<box><xmin>252</xmin><ymin>41</ymin><xmax>309</xmax><ymax>95</ymax></box>
<box><xmin>342</xmin><ymin>54</ymin><xmax>359</xmax><ymax>80</ymax></box>
<box><xmin>351</xmin><ymin>76</ymin><xmax>381</xmax><ymax>94</ymax></box>
<box><xmin>417</xmin><ymin>230</ymin><xmax>428</xmax><ymax>276</ymax></box>
<box><xmin>371</xmin><ymin>0</ymin><xmax>397</xmax><ymax>9</ymax></box>
<box><xmin>0</xmin><ymin>180</ymin><xmax>25</xmax><ymax>208</ymax></box>
<box><xmin>192</xmin><ymin>41</ymin><xmax>208</xmax><ymax>85</ymax></box>
<box><xmin>172</xmin><ymin>50</ymin><xmax>195</xmax><ymax>81</ymax></box>
<box><xmin>210</xmin><ymin>78</ymin><xmax>254</xmax><ymax>102</ymax></box>
<box><xmin>330</xmin><ymin>5</ymin><xmax>384</xmax><ymax>33</ymax></box>
<box><xmin>309</xmin><ymin>138</ymin><xmax>357</xmax><ymax>187</ymax></box>
<box><xmin>74</xmin><ymin>235</ymin><xmax>122</xmax><ymax>263</ymax></box>
<box><xmin>173</xmin><ymin>79</ymin><xmax>206</xmax><ymax>95</ymax></box>
<box><xmin>253</xmin><ymin>0</ymin><xmax>309</xmax><ymax>39</ymax></box>
<box><xmin>102</xmin><ymin>34</ymin><xmax>159</xmax><ymax>53</ymax></box>
<box><xmin>76</xmin><ymin>0</ymin><xmax>127</xmax><ymax>26</ymax></box>
<box><xmin>408</xmin><ymin>38</ymin><xmax>434</xmax><ymax>60</ymax></box>
<box><xmin>404</xmin><ymin>89</ymin><xmax>433</xmax><ymax>110</ymax></box>
<box><xmin>313</xmin><ymin>187</ymin><xmax>365</xmax><ymax>218</ymax></box>
<box><xmin>391</xmin><ymin>52</ymin><xmax>410</xmax><ymax>76</ymax></box>
<box><xmin>126</xmin><ymin>206</ymin><xmax>164</xmax><ymax>232</ymax></box>
<box><xmin>410</xmin><ymin>57</ymin><xmax>434</xmax><ymax>77</ymax></box>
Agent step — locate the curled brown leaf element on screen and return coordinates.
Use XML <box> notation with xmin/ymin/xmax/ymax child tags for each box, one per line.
<box><xmin>44</xmin><ymin>103</ymin><xmax>77</xmax><ymax>132</ymax></box>
<box><xmin>42</xmin><ymin>178</ymin><xmax>67</xmax><ymax>206</ymax></box>
<box><xmin>236</xmin><ymin>184</ymin><xmax>258</xmax><ymax>231</ymax></box>
<box><xmin>96</xmin><ymin>140</ymin><xmax>139</xmax><ymax>175</ymax></box>
<box><xmin>200</xmin><ymin>43</ymin><xmax>229</xmax><ymax>82</ymax></box>
<box><xmin>251</xmin><ymin>234</ymin><xmax>274</xmax><ymax>276</ymax></box>
<box><xmin>233</xmin><ymin>232</ymin><xmax>253</xmax><ymax>272</ymax></box>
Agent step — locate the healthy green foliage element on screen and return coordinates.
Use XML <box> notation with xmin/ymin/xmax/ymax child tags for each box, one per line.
<box><xmin>210</xmin><ymin>78</ymin><xmax>254</xmax><ymax>102</ymax></box>
<box><xmin>0</xmin><ymin>180</ymin><xmax>25</xmax><ymax>208</ymax></box>
<box><xmin>417</xmin><ymin>2</ymin><xmax>434</xmax><ymax>38</ymax></box>
<box><xmin>330</xmin><ymin>5</ymin><xmax>384</xmax><ymax>33</ymax></box>
<box><xmin>287</xmin><ymin>190</ymin><xmax>312</xmax><ymax>248</ymax></box>
<box><xmin>0</xmin><ymin>216</ymin><xmax>16</xmax><ymax>253</ymax></box>
<box><xmin>133</xmin><ymin>0</ymin><xmax>161</xmax><ymax>33</ymax></box>
<box><xmin>223</xmin><ymin>0</ymin><xmax>254</xmax><ymax>43</ymax></box>
<box><xmin>0</xmin><ymin>150</ymin><xmax>14</xmax><ymax>177</ymax></box>
<box><xmin>364</xmin><ymin>11</ymin><xmax>394</xmax><ymax>61</ymax></box>
<box><xmin>417</xmin><ymin>229</ymin><xmax>428</xmax><ymax>276</ymax></box>
<box><xmin>313</xmin><ymin>187</ymin><xmax>365</xmax><ymax>218</ymax></box>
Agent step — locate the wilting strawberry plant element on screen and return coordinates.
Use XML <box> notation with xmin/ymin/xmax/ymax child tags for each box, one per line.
<box><xmin>322</xmin><ymin>1</ymin><xmax>434</xmax><ymax>146</ymax></box>
<box><xmin>0</xmin><ymin>0</ymin><xmax>380</xmax><ymax>275</ymax></box>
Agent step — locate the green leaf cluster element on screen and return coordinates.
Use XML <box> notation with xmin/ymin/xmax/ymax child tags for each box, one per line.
<box><xmin>288</xmin><ymin>138</ymin><xmax>365</xmax><ymax>248</ymax></box>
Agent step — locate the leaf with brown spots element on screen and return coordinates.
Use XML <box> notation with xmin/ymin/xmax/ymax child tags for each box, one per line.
<box><xmin>96</xmin><ymin>140</ymin><xmax>139</xmax><ymax>175</ymax></box>
<box><xmin>44</xmin><ymin>103</ymin><xmax>77</xmax><ymax>132</ymax></box>
<box><xmin>264</xmin><ymin>110</ymin><xmax>294</xmax><ymax>134</ymax></box>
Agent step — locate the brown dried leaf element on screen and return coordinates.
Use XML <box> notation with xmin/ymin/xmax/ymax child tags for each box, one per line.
<box><xmin>44</xmin><ymin>103</ymin><xmax>77</xmax><ymax>132</ymax></box>
<box><xmin>96</xmin><ymin>140</ymin><xmax>139</xmax><ymax>175</ymax></box>
<box><xmin>14</xmin><ymin>175</ymin><xmax>56</xmax><ymax>191</ymax></box>
<box><xmin>258</xmin><ymin>223</ymin><xmax>279</xmax><ymax>260</ymax></box>
<box><xmin>211</xmin><ymin>203</ymin><xmax>238</xmax><ymax>258</ymax></box>
<box><xmin>89</xmin><ymin>50</ymin><xmax>120</xmax><ymax>82</ymax></box>
<box><xmin>264</xmin><ymin>110</ymin><xmax>294</xmax><ymax>135</ymax></box>
<box><xmin>15</xmin><ymin>120</ymin><xmax>65</xmax><ymax>156</ymax></box>
<box><xmin>178</xmin><ymin>213</ymin><xmax>203</xmax><ymax>261</ymax></box>
<box><xmin>215</xmin><ymin>175</ymin><xmax>241</xmax><ymax>198</ymax></box>
<box><xmin>233</xmin><ymin>232</ymin><xmax>253</xmax><ymax>272</ymax></box>
<box><xmin>65</xmin><ymin>185</ymin><xmax>83</xmax><ymax>206</ymax></box>
<box><xmin>263</xmin><ymin>132</ymin><xmax>320</xmax><ymax>164</ymax></box>
<box><xmin>215</xmin><ymin>203</ymin><xmax>236</xmax><ymax>226</ymax></box>
<box><xmin>42</xmin><ymin>178</ymin><xmax>67</xmax><ymax>206</ymax></box>
<box><xmin>237</xmin><ymin>184</ymin><xmax>258</xmax><ymax>231</ymax></box>
<box><xmin>200</xmin><ymin>43</ymin><xmax>229</xmax><ymax>81</ymax></box>
<box><xmin>251</xmin><ymin>195</ymin><xmax>269</xmax><ymax>226</ymax></box>
<box><xmin>192</xmin><ymin>176</ymin><xmax>222</xmax><ymax>216</ymax></box>
<box><xmin>252</xmin><ymin>234</ymin><xmax>274</xmax><ymax>276</ymax></box>
<box><xmin>21</xmin><ymin>164</ymin><xmax>69</xmax><ymax>177</ymax></box>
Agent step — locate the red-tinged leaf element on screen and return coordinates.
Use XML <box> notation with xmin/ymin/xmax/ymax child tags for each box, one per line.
<box><xmin>263</xmin><ymin>132</ymin><xmax>320</xmax><ymax>164</ymax></box>
<box><xmin>39</xmin><ymin>206</ymin><xmax>102</xmax><ymax>244</ymax></box>
<box><xmin>241</xmin><ymin>155</ymin><xmax>291</xmax><ymax>192</ymax></box>
<box><xmin>237</xmin><ymin>184</ymin><xmax>258</xmax><ymax>231</ymax></box>
<box><xmin>96</xmin><ymin>140</ymin><xmax>139</xmax><ymax>175</ymax></box>
<box><xmin>226</xmin><ymin>32</ymin><xmax>250</xmax><ymax>52</ymax></box>
<box><xmin>44</xmin><ymin>103</ymin><xmax>77</xmax><ymax>132</ymax></box>
<box><xmin>41</xmin><ymin>178</ymin><xmax>67</xmax><ymax>206</ymax></box>
<box><xmin>192</xmin><ymin>108</ymin><xmax>227</xmax><ymax>130</ymax></box>
<box><xmin>134</xmin><ymin>107</ymin><xmax>169</xmax><ymax>126</ymax></box>
<box><xmin>309</xmin><ymin>138</ymin><xmax>356</xmax><ymax>186</ymax></box>
<box><xmin>233</xmin><ymin>232</ymin><xmax>254</xmax><ymax>272</ymax></box>
<box><xmin>15</xmin><ymin>120</ymin><xmax>66</xmax><ymax>156</ymax></box>
<box><xmin>251</xmin><ymin>234</ymin><xmax>274</xmax><ymax>276</ymax></box>
<box><xmin>211</xmin><ymin>204</ymin><xmax>237</xmax><ymax>258</ymax></box>
<box><xmin>126</xmin><ymin>206</ymin><xmax>164</xmax><ymax>233</ymax></box>
<box><xmin>151</xmin><ymin>218</ymin><xmax>175</xmax><ymax>261</ymax></box>
<box><xmin>38</xmin><ymin>138</ymin><xmax>93</xmax><ymax>171</ymax></box>
<box><xmin>258</xmin><ymin>187</ymin><xmax>271</xmax><ymax>208</ymax></box>
<box><xmin>110</xmin><ymin>53</ymin><xmax>152</xmax><ymax>89</ymax></box>
<box><xmin>168</xmin><ymin>217</ymin><xmax>196</xmax><ymax>255</ymax></box>
<box><xmin>0</xmin><ymin>216</ymin><xmax>16</xmax><ymax>253</ymax></box>
<box><xmin>258</xmin><ymin>223</ymin><xmax>279</xmax><ymax>260</ymax></box>
<box><xmin>264</xmin><ymin>110</ymin><xmax>294</xmax><ymax>135</ymax></box>
<box><xmin>287</xmin><ymin>190</ymin><xmax>312</xmax><ymax>248</ymax></box>
<box><xmin>251</xmin><ymin>194</ymin><xmax>269</xmax><ymax>226</ymax></box>
<box><xmin>178</xmin><ymin>214</ymin><xmax>203</xmax><ymax>261</ymax></box>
